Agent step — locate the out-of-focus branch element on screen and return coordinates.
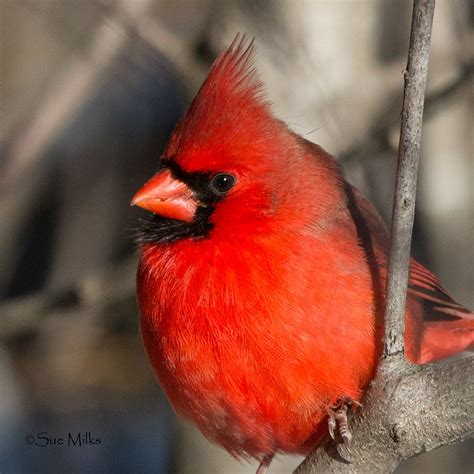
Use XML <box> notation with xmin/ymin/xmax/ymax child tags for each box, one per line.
<box><xmin>0</xmin><ymin>0</ymin><xmax>204</xmax><ymax>191</ymax></box>
<box><xmin>383</xmin><ymin>0</ymin><xmax>435</xmax><ymax>357</ymax></box>
<box><xmin>297</xmin><ymin>1</ymin><xmax>473</xmax><ymax>472</ymax></box>
<box><xmin>339</xmin><ymin>60</ymin><xmax>473</xmax><ymax>164</ymax></box>
<box><xmin>0</xmin><ymin>256</ymin><xmax>137</xmax><ymax>341</ymax></box>
<box><xmin>1</xmin><ymin>0</ymin><xmax>153</xmax><ymax>188</ymax></box>
<box><xmin>133</xmin><ymin>15</ymin><xmax>208</xmax><ymax>91</ymax></box>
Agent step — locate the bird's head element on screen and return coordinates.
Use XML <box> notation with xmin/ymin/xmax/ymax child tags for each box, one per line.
<box><xmin>132</xmin><ymin>35</ymin><xmax>342</xmax><ymax>244</ymax></box>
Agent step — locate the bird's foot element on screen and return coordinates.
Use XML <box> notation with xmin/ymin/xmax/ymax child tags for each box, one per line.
<box><xmin>327</xmin><ymin>398</ymin><xmax>361</xmax><ymax>453</ymax></box>
<box><xmin>256</xmin><ymin>454</ymin><xmax>274</xmax><ymax>474</ymax></box>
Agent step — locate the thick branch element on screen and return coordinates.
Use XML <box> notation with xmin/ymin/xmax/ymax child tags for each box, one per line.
<box><xmin>296</xmin><ymin>355</ymin><xmax>474</xmax><ymax>473</ymax></box>
<box><xmin>383</xmin><ymin>0</ymin><xmax>435</xmax><ymax>357</ymax></box>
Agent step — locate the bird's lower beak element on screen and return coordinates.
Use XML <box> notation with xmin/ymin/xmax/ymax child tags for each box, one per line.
<box><xmin>131</xmin><ymin>169</ymin><xmax>197</xmax><ymax>222</ymax></box>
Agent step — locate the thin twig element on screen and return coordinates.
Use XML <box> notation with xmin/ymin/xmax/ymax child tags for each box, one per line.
<box><xmin>383</xmin><ymin>0</ymin><xmax>436</xmax><ymax>357</ymax></box>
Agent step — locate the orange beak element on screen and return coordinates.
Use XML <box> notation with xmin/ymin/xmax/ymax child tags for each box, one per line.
<box><xmin>131</xmin><ymin>169</ymin><xmax>197</xmax><ymax>222</ymax></box>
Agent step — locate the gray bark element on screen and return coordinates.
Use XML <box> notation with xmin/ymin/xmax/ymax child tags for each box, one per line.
<box><xmin>296</xmin><ymin>356</ymin><xmax>474</xmax><ymax>473</ymax></box>
<box><xmin>383</xmin><ymin>0</ymin><xmax>435</xmax><ymax>358</ymax></box>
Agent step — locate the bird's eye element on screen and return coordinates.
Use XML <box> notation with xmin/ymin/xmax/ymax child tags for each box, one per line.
<box><xmin>209</xmin><ymin>173</ymin><xmax>236</xmax><ymax>196</ymax></box>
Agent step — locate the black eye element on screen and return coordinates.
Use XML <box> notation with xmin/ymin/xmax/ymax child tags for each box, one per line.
<box><xmin>209</xmin><ymin>173</ymin><xmax>236</xmax><ymax>196</ymax></box>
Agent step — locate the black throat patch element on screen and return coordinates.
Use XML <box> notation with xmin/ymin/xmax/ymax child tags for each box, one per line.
<box><xmin>135</xmin><ymin>160</ymin><xmax>220</xmax><ymax>245</ymax></box>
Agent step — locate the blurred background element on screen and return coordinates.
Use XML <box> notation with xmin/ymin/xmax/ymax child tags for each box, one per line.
<box><xmin>0</xmin><ymin>0</ymin><xmax>472</xmax><ymax>472</ymax></box>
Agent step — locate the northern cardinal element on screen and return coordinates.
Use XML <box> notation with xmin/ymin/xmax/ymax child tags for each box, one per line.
<box><xmin>132</xmin><ymin>35</ymin><xmax>473</xmax><ymax>471</ymax></box>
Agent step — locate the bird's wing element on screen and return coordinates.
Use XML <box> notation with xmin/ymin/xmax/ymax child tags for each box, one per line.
<box><xmin>348</xmin><ymin>183</ymin><xmax>473</xmax><ymax>362</ymax></box>
<box><xmin>407</xmin><ymin>258</ymin><xmax>473</xmax><ymax>363</ymax></box>
<box><xmin>408</xmin><ymin>259</ymin><xmax>473</xmax><ymax>322</ymax></box>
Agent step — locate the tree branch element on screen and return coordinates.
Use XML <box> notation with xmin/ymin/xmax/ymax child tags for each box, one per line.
<box><xmin>296</xmin><ymin>1</ymin><xmax>473</xmax><ymax>472</ymax></box>
<box><xmin>0</xmin><ymin>257</ymin><xmax>138</xmax><ymax>341</ymax></box>
<box><xmin>0</xmin><ymin>0</ymin><xmax>202</xmax><ymax>190</ymax></box>
<box><xmin>383</xmin><ymin>0</ymin><xmax>435</xmax><ymax>357</ymax></box>
<box><xmin>296</xmin><ymin>356</ymin><xmax>474</xmax><ymax>474</ymax></box>
<box><xmin>1</xmin><ymin>0</ymin><xmax>154</xmax><ymax>187</ymax></box>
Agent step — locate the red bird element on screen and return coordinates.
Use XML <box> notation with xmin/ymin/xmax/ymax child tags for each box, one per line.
<box><xmin>132</xmin><ymin>36</ymin><xmax>473</xmax><ymax>472</ymax></box>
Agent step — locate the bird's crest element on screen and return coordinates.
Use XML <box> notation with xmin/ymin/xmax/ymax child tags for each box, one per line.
<box><xmin>203</xmin><ymin>33</ymin><xmax>262</xmax><ymax>99</ymax></box>
<box><xmin>164</xmin><ymin>34</ymin><xmax>273</xmax><ymax>170</ymax></box>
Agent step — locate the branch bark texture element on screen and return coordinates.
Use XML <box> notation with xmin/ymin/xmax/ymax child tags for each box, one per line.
<box><xmin>296</xmin><ymin>356</ymin><xmax>474</xmax><ymax>473</ymax></box>
<box><xmin>383</xmin><ymin>0</ymin><xmax>435</xmax><ymax>357</ymax></box>
<box><xmin>297</xmin><ymin>0</ymin><xmax>473</xmax><ymax>472</ymax></box>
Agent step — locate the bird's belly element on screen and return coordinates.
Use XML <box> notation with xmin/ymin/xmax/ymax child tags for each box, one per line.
<box><xmin>153</xmin><ymin>346</ymin><xmax>328</xmax><ymax>458</ymax></box>
<box><xmin>137</xmin><ymin>240</ymin><xmax>378</xmax><ymax>457</ymax></box>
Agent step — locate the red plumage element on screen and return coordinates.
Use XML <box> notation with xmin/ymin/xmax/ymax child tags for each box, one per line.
<box><xmin>133</xmin><ymin>36</ymin><xmax>473</xmax><ymax>463</ymax></box>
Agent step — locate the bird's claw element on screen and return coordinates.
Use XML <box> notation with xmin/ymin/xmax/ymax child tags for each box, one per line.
<box><xmin>256</xmin><ymin>454</ymin><xmax>273</xmax><ymax>474</ymax></box>
<box><xmin>327</xmin><ymin>398</ymin><xmax>359</xmax><ymax>452</ymax></box>
<box><xmin>328</xmin><ymin>416</ymin><xmax>337</xmax><ymax>440</ymax></box>
<box><xmin>341</xmin><ymin>431</ymin><xmax>352</xmax><ymax>454</ymax></box>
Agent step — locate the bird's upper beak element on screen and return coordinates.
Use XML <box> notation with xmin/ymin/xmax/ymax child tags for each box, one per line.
<box><xmin>131</xmin><ymin>169</ymin><xmax>197</xmax><ymax>222</ymax></box>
